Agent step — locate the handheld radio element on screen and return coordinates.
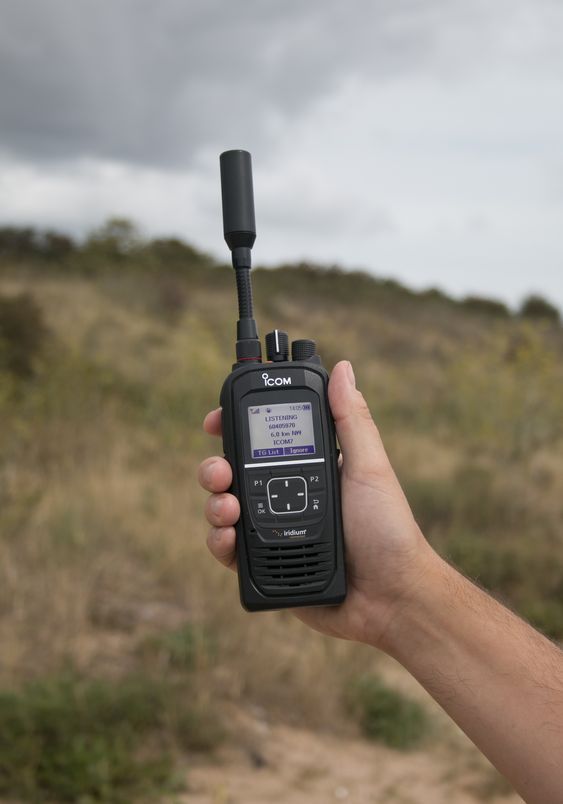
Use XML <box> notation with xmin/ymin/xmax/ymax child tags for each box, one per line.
<box><xmin>218</xmin><ymin>149</ymin><xmax>347</xmax><ymax>612</ymax></box>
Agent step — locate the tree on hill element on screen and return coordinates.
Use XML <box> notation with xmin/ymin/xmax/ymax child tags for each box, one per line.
<box><xmin>519</xmin><ymin>294</ymin><xmax>560</xmax><ymax>324</ymax></box>
<box><xmin>84</xmin><ymin>217</ymin><xmax>143</xmax><ymax>258</ymax></box>
<box><xmin>461</xmin><ymin>295</ymin><xmax>510</xmax><ymax>318</ymax></box>
<box><xmin>0</xmin><ymin>227</ymin><xmax>75</xmax><ymax>262</ymax></box>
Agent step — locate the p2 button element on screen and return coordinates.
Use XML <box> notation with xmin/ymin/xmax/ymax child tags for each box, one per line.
<box><xmin>306</xmin><ymin>471</ymin><xmax>325</xmax><ymax>490</ymax></box>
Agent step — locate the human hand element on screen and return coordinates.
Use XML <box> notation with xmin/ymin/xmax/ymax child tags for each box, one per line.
<box><xmin>198</xmin><ymin>361</ymin><xmax>435</xmax><ymax>649</ymax></box>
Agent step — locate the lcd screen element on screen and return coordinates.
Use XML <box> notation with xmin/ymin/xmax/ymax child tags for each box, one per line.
<box><xmin>248</xmin><ymin>402</ymin><xmax>316</xmax><ymax>459</ymax></box>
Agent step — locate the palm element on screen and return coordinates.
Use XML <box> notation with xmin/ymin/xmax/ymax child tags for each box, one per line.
<box><xmin>293</xmin><ymin>458</ymin><xmax>424</xmax><ymax>647</ymax></box>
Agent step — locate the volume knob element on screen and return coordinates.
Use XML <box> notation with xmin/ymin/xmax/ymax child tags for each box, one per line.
<box><xmin>291</xmin><ymin>339</ymin><xmax>317</xmax><ymax>361</ymax></box>
<box><xmin>265</xmin><ymin>329</ymin><xmax>289</xmax><ymax>362</ymax></box>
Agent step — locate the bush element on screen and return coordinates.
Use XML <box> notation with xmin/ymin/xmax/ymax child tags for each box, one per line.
<box><xmin>519</xmin><ymin>294</ymin><xmax>560</xmax><ymax>323</ymax></box>
<box><xmin>148</xmin><ymin>238</ymin><xmax>215</xmax><ymax>272</ymax></box>
<box><xmin>0</xmin><ymin>675</ymin><xmax>172</xmax><ymax>802</ymax></box>
<box><xmin>347</xmin><ymin>675</ymin><xmax>430</xmax><ymax>749</ymax></box>
<box><xmin>84</xmin><ymin>217</ymin><xmax>144</xmax><ymax>261</ymax></box>
<box><xmin>0</xmin><ymin>226</ymin><xmax>37</xmax><ymax>260</ymax></box>
<box><xmin>139</xmin><ymin>624</ymin><xmax>214</xmax><ymax>670</ymax></box>
<box><xmin>0</xmin><ymin>226</ymin><xmax>76</xmax><ymax>262</ymax></box>
<box><xmin>419</xmin><ymin>286</ymin><xmax>453</xmax><ymax>305</ymax></box>
<box><xmin>40</xmin><ymin>231</ymin><xmax>77</xmax><ymax>261</ymax></box>
<box><xmin>0</xmin><ymin>293</ymin><xmax>48</xmax><ymax>377</ymax></box>
<box><xmin>0</xmin><ymin>672</ymin><xmax>222</xmax><ymax>802</ymax></box>
<box><xmin>461</xmin><ymin>295</ymin><xmax>510</xmax><ymax>318</ymax></box>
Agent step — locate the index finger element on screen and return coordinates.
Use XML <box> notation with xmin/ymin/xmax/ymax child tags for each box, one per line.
<box><xmin>203</xmin><ymin>408</ymin><xmax>222</xmax><ymax>437</ymax></box>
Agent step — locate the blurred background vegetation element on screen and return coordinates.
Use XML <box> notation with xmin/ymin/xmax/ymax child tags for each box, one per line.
<box><xmin>0</xmin><ymin>218</ymin><xmax>561</xmax><ymax>801</ymax></box>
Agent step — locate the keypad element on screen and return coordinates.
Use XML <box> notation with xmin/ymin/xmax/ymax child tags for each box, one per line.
<box><xmin>267</xmin><ymin>476</ymin><xmax>307</xmax><ymax>514</ymax></box>
<box><xmin>245</xmin><ymin>465</ymin><xmax>328</xmax><ymax>530</ymax></box>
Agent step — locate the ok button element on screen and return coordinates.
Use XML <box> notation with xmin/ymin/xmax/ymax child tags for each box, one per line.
<box><xmin>267</xmin><ymin>476</ymin><xmax>308</xmax><ymax>515</ymax></box>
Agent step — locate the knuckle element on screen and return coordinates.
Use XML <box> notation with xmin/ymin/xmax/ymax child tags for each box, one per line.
<box><xmin>198</xmin><ymin>458</ymin><xmax>217</xmax><ymax>488</ymax></box>
<box><xmin>206</xmin><ymin>528</ymin><xmax>223</xmax><ymax>559</ymax></box>
<box><xmin>206</xmin><ymin>527</ymin><xmax>236</xmax><ymax>569</ymax></box>
<box><xmin>355</xmin><ymin>392</ymin><xmax>374</xmax><ymax>422</ymax></box>
<box><xmin>205</xmin><ymin>495</ymin><xmax>222</xmax><ymax>524</ymax></box>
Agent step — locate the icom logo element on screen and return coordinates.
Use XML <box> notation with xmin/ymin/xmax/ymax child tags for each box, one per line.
<box><xmin>262</xmin><ymin>372</ymin><xmax>291</xmax><ymax>387</ymax></box>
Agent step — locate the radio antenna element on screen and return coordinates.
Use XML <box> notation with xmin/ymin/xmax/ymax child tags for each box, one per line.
<box><xmin>220</xmin><ymin>149</ymin><xmax>262</xmax><ymax>363</ymax></box>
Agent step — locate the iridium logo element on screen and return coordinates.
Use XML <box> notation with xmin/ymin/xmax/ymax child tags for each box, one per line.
<box><xmin>262</xmin><ymin>372</ymin><xmax>291</xmax><ymax>387</ymax></box>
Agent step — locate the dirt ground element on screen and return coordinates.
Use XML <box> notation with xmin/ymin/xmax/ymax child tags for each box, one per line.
<box><xmin>181</xmin><ymin>705</ymin><xmax>524</xmax><ymax>804</ymax></box>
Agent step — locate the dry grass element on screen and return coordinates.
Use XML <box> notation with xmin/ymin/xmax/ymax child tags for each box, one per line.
<box><xmin>0</xmin><ymin>260</ymin><xmax>560</xmax><ymax>799</ymax></box>
<box><xmin>0</xmin><ymin>273</ymin><xmax>378</xmax><ymax>730</ymax></box>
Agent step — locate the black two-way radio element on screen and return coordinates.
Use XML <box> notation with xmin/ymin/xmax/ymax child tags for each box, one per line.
<box><xmin>218</xmin><ymin>149</ymin><xmax>347</xmax><ymax>612</ymax></box>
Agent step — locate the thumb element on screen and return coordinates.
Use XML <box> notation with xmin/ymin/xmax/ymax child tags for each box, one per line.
<box><xmin>328</xmin><ymin>361</ymin><xmax>392</xmax><ymax>483</ymax></box>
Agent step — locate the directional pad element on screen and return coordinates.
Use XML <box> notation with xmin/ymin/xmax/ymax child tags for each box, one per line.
<box><xmin>267</xmin><ymin>476</ymin><xmax>308</xmax><ymax>515</ymax></box>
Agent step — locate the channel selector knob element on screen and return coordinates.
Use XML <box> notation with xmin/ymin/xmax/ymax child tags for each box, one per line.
<box><xmin>291</xmin><ymin>339</ymin><xmax>316</xmax><ymax>361</ymax></box>
<box><xmin>265</xmin><ymin>329</ymin><xmax>289</xmax><ymax>362</ymax></box>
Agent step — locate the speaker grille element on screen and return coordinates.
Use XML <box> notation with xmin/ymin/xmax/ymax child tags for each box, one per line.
<box><xmin>249</xmin><ymin>541</ymin><xmax>334</xmax><ymax>595</ymax></box>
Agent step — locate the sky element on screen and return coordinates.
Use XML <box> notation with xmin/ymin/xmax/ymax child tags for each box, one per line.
<box><xmin>1</xmin><ymin>0</ymin><xmax>562</xmax><ymax>309</ymax></box>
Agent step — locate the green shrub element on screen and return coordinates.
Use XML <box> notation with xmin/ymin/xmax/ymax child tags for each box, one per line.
<box><xmin>0</xmin><ymin>673</ymin><xmax>222</xmax><ymax>802</ymax></box>
<box><xmin>461</xmin><ymin>295</ymin><xmax>510</xmax><ymax>318</ymax></box>
<box><xmin>139</xmin><ymin>624</ymin><xmax>214</xmax><ymax>671</ymax></box>
<box><xmin>0</xmin><ymin>292</ymin><xmax>48</xmax><ymax>377</ymax></box>
<box><xmin>147</xmin><ymin>237</ymin><xmax>216</xmax><ymax>272</ymax></box>
<box><xmin>84</xmin><ymin>218</ymin><xmax>144</xmax><ymax>260</ymax></box>
<box><xmin>0</xmin><ymin>226</ymin><xmax>37</xmax><ymax>260</ymax></box>
<box><xmin>0</xmin><ymin>675</ymin><xmax>171</xmax><ymax>802</ymax></box>
<box><xmin>347</xmin><ymin>675</ymin><xmax>430</xmax><ymax>749</ymax></box>
<box><xmin>0</xmin><ymin>226</ymin><xmax>76</xmax><ymax>262</ymax></box>
<box><xmin>519</xmin><ymin>294</ymin><xmax>560</xmax><ymax>323</ymax></box>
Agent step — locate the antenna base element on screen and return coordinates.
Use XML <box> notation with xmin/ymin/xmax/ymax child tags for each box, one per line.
<box><xmin>236</xmin><ymin>337</ymin><xmax>262</xmax><ymax>363</ymax></box>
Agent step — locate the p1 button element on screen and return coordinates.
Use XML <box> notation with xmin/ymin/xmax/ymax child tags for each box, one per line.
<box><xmin>247</xmin><ymin>472</ymin><xmax>268</xmax><ymax>495</ymax></box>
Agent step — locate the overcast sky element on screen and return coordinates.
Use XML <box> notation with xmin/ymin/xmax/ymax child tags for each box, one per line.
<box><xmin>1</xmin><ymin>0</ymin><xmax>562</xmax><ymax>309</ymax></box>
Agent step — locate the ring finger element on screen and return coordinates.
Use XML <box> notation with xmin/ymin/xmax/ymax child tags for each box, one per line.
<box><xmin>205</xmin><ymin>492</ymin><xmax>240</xmax><ymax>528</ymax></box>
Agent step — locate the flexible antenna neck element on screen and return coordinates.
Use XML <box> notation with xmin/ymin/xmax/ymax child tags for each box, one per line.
<box><xmin>220</xmin><ymin>150</ymin><xmax>261</xmax><ymax>362</ymax></box>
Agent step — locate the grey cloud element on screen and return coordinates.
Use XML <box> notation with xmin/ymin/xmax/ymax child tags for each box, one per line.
<box><xmin>2</xmin><ymin>0</ymin><xmax>548</xmax><ymax>169</ymax></box>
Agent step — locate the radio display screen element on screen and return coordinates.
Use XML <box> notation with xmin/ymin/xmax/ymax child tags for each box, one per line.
<box><xmin>248</xmin><ymin>402</ymin><xmax>316</xmax><ymax>459</ymax></box>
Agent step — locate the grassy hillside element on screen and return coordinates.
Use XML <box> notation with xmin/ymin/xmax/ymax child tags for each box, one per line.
<box><xmin>0</xmin><ymin>223</ymin><xmax>562</xmax><ymax>800</ymax></box>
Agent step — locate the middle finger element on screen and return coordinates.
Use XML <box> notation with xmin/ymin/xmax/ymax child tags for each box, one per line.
<box><xmin>205</xmin><ymin>492</ymin><xmax>240</xmax><ymax>527</ymax></box>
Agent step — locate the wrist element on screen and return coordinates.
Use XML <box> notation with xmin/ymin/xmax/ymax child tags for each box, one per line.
<box><xmin>369</xmin><ymin>539</ymin><xmax>450</xmax><ymax>658</ymax></box>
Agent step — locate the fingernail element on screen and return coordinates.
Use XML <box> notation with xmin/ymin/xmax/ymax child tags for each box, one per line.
<box><xmin>346</xmin><ymin>361</ymin><xmax>356</xmax><ymax>388</ymax></box>
<box><xmin>210</xmin><ymin>496</ymin><xmax>223</xmax><ymax>516</ymax></box>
